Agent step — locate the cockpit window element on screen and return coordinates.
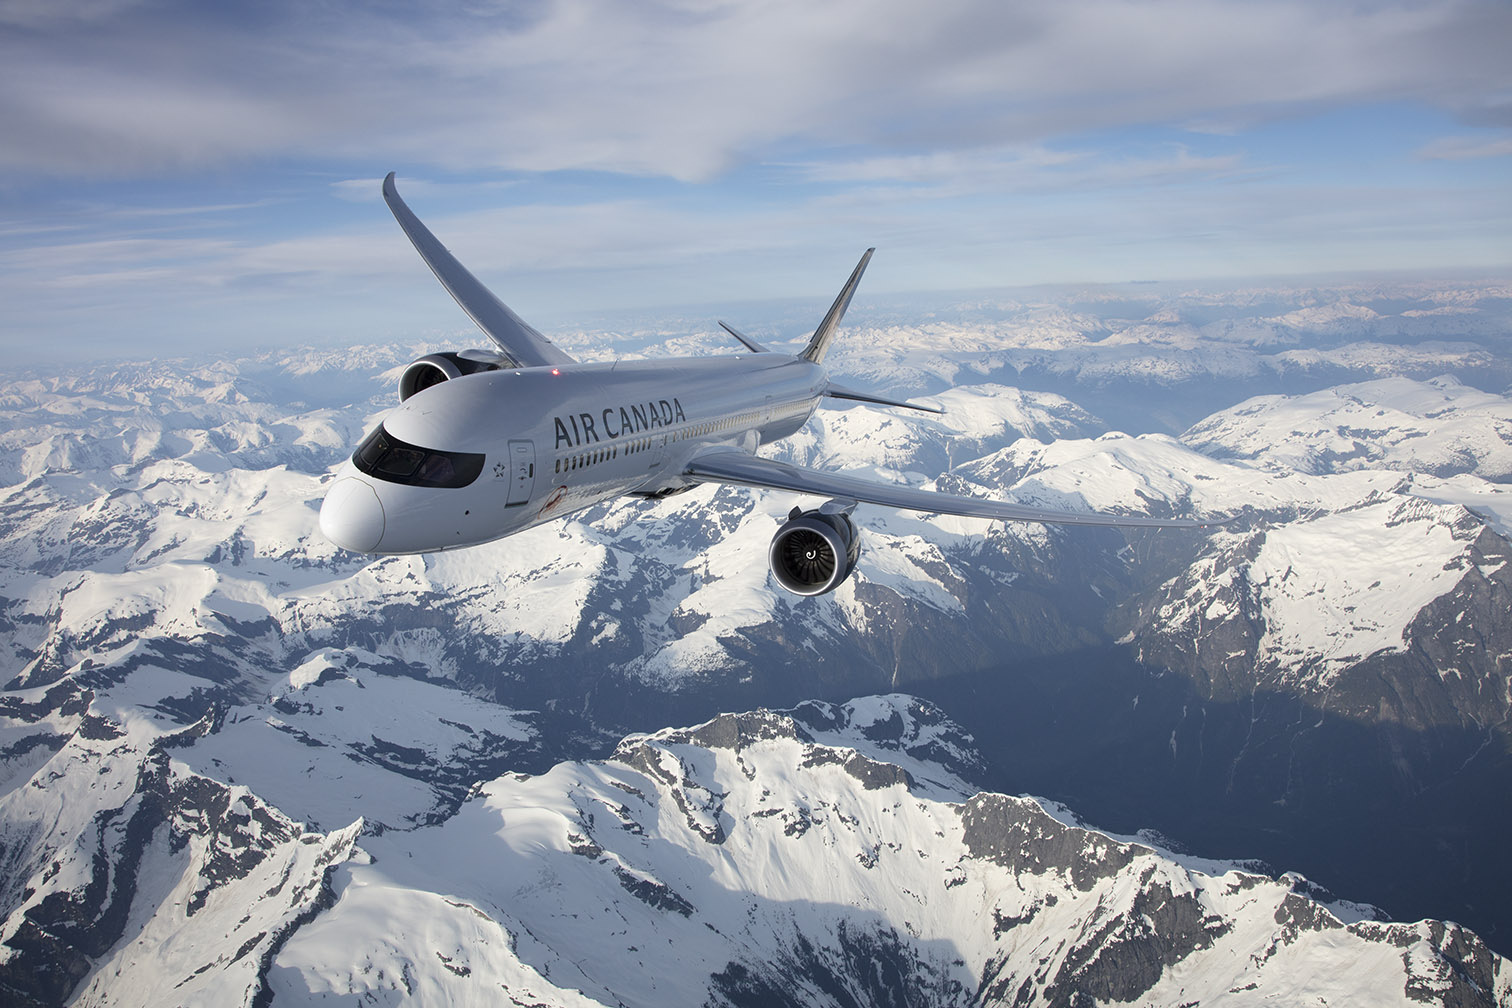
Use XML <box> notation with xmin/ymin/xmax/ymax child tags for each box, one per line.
<box><xmin>353</xmin><ymin>425</ymin><xmax>484</xmax><ymax>489</ymax></box>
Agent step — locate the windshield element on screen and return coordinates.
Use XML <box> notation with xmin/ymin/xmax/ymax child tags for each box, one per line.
<box><xmin>352</xmin><ymin>425</ymin><xmax>484</xmax><ymax>489</ymax></box>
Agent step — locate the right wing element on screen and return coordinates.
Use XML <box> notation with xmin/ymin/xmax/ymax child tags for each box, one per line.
<box><xmin>684</xmin><ymin>450</ymin><xmax>1224</xmax><ymax>528</ymax></box>
<box><xmin>383</xmin><ymin>173</ymin><xmax>575</xmax><ymax>369</ymax></box>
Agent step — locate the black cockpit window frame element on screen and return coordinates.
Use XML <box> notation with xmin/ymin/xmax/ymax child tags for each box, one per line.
<box><xmin>353</xmin><ymin>425</ymin><xmax>484</xmax><ymax>489</ymax></box>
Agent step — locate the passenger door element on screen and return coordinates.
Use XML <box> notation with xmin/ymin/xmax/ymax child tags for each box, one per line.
<box><xmin>506</xmin><ymin>440</ymin><xmax>535</xmax><ymax>506</ymax></box>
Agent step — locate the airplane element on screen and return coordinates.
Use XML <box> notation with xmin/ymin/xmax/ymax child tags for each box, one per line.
<box><xmin>320</xmin><ymin>173</ymin><xmax>1225</xmax><ymax>596</ymax></box>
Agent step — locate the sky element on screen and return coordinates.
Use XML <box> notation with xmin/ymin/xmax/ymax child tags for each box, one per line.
<box><xmin>1</xmin><ymin>0</ymin><xmax>1508</xmax><ymax>364</ymax></box>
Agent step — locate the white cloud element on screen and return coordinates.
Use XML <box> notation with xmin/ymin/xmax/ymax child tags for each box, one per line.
<box><xmin>1418</xmin><ymin>135</ymin><xmax>1512</xmax><ymax>160</ymax></box>
<box><xmin>0</xmin><ymin>0</ymin><xmax>147</xmax><ymax>29</ymax></box>
<box><xmin>1</xmin><ymin>1</ymin><xmax>1508</xmax><ymax>362</ymax></box>
<box><xmin>787</xmin><ymin>144</ymin><xmax>1254</xmax><ymax>197</ymax></box>
<box><xmin>0</xmin><ymin>0</ymin><xmax>1507</xmax><ymax>180</ymax></box>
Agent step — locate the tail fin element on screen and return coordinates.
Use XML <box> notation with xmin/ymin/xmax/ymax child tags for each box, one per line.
<box><xmin>800</xmin><ymin>248</ymin><xmax>874</xmax><ymax>364</ymax></box>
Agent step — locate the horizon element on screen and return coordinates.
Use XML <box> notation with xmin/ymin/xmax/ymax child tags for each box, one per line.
<box><xmin>3</xmin><ymin>264</ymin><xmax>1508</xmax><ymax>375</ymax></box>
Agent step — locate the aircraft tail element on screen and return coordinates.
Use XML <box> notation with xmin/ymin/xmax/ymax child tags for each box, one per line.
<box><xmin>800</xmin><ymin>248</ymin><xmax>874</xmax><ymax>364</ymax></box>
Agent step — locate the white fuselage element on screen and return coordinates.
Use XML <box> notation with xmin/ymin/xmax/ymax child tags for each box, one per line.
<box><xmin>320</xmin><ymin>353</ymin><xmax>826</xmax><ymax>555</ymax></box>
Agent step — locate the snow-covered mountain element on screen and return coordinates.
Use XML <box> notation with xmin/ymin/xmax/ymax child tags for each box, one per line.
<box><xmin>1</xmin><ymin>278</ymin><xmax>1510</xmax><ymax>1004</ymax></box>
<box><xmin>261</xmin><ymin>697</ymin><xmax>1506</xmax><ymax>1007</ymax></box>
<box><xmin>820</xmin><ymin>277</ymin><xmax>1512</xmax><ymax>433</ymax></box>
<box><xmin>1183</xmin><ymin>375</ymin><xmax>1512</xmax><ymax>481</ymax></box>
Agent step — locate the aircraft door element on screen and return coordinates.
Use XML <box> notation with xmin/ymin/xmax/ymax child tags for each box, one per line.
<box><xmin>506</xmin><ymin>439</ymin><xmax>535</xmax><ymax>506</ymax></box>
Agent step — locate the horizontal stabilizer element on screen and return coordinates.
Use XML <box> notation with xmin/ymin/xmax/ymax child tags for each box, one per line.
<box><xmin>383</xmin><ymin>173</ymin><xmax>575</xmax><ymax>369</ymax></box>
<box><xmin>824</xmin><ymin>382</ymin><xmax>944</xmax><ymax>415</ymax></box>
<box><xmin>718</xmin><ymin>321</ymin><xmax>769</xmax><ymax>353</ymax></box>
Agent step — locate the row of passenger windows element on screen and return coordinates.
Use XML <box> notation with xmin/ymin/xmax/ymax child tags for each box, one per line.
<box><xmin>553</xmin><ymin>408</ymin><xmax>778</xmax><ymax>475</ymax></box>
<box><xmin>555</xmin><ymin>435</ymin><xmax>660</xmax><ymax>474</ymax></box>
<box><xmin>670</xmin><ymin>409</ymin><xmax>763</xmax><ymax>441</ymax></box>
<box><xmin>554</xmin><ymin>402</ymin><xmax>819</xmax><ymax>477</ymax></box>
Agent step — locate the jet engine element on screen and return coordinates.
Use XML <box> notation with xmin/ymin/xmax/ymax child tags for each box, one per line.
<box><xmin>398</xmin><ymin>349</ymin><xmax>509</xmax><ymax>401</ymax></box>
<box><xmin>768</xmin><ymin>501</ymin><xmax>861</xmax><ymax>596</ymax></box>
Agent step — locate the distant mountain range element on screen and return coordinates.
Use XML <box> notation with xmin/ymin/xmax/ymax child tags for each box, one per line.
<box><xmin>1</xmin><ymin>277</ymin><xmax>1509</xmax><ymax>1005</ymax></box>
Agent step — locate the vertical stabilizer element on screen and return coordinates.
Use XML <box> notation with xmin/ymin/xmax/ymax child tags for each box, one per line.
<box><xmin>800</xmin><ymin>248</ymin><xmax>874</xmax><ymax>364</ymax></box>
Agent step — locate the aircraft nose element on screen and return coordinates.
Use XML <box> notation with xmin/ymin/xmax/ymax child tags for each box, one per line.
<box><xmin>320</xmin><ymin>477</ymin><xmax>386</xmax><ymax>552</ymax></box>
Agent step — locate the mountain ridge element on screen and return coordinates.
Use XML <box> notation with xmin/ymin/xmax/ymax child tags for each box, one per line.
<box><xmin>1</xmin><ymin>279</ymin><xmax>1510</xmax><ymax>1002</ymax></box>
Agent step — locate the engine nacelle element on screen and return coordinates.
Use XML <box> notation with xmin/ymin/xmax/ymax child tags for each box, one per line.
<box><xmin>769</xmin><ymin>503</ymin><xmax>861</xmax><ymax>596</ymax></box>
<box><xmin>398</xmin><ymin>349</ymin><xmax>508</xmax><ymax>402</ymax></box>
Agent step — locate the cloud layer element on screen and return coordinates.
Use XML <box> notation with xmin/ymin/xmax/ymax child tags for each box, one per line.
<box><xmin>3</xmin><ymin>0</ymin><xmax>1509</xmax><ymax>180</ymax></box>
<box><xmin>0</xmin><ymin>1</ymin><xmax>1508</xmax><ymax>361</ymax></box>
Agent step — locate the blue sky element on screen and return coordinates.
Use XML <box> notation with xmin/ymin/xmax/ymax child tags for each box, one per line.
<box><xmin>1</xmin><ymin>0</ymin><xmax>1508</xmax><ymax>363</ymax></box>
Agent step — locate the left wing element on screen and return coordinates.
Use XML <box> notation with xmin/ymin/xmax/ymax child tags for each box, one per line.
<box><xmin>684</xmin><ymin>450</ymin><xmax>1223</xmax><ymax>528</ymax></box>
